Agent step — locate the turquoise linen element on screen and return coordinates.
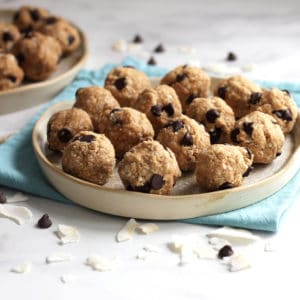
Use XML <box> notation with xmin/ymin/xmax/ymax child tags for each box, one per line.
<box><xmin>0</xmin><ymin>57</ymin><xmax>299</xmax><ymax>232</ymax></box>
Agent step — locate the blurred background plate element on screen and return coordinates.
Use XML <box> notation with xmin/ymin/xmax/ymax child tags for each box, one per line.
<box><xmin>0</xmin><ymin>9</ymin><xmax>88</xmax><ymax>115</ymax></box>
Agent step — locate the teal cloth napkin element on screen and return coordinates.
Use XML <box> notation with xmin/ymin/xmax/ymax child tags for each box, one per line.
<box><xmin>0</xmin><ymin>56</ymin><xmax>299</xmax><ymax>232</ymax></box>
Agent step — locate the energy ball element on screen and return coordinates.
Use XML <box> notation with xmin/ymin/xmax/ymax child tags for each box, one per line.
<box><xmin>133</xmin><ymin>84</ymin><xmax>182</xmax><ymax>134</ymax></box>
<box><xmin>195</xmin><ymin>144</ymin><xmax>253</xmax><ymax>191</ymax></box>
<box><xmin>13</xmin><ymin>6</ymin><xmax>49</xmax><ymax>32</ymax></box>
<box><xmin>62</xmin><ymin>131</ymin><xmax>115</xmax><ymax>185</ymax></box>
<box><xmin>0</xmin><ymin>53</ymin><xmax>24</xmax><ymax>91</ymax></box>
<box><xmin>255</xmin><ymin>88</ymin><xmax>298</xmax><ymax>134</ymax></box>
<box><xmin>103</xmin><ymin>107</ymin><xmax>154</xmax><ymax>158</ymax></box>
<box><xmin>214</xmin><ymin>75</ymin><xmax>262</xmax><ymax>118</ymax></box>
<box><xmin>104</xmin><ymin>66</ymin><xmax>151</xmax><ymax>107</ymax></box>
<box><xmin>47</xmin><ymin>108</ymin><xmax>93</xmax><ymax>152</ymax></box>
<box><xmin>0</xmin><ymin>23</ymin><xmax>21</xmax><ymax>52</ymax></box>
<box><xmin>160</xmin><ymin>65</ymin><xmax>210</xmax><ymax>111</ymax></box>
<box><xmin>74</xmin><ymin>86</ymin><xmax>120</xmax><ymax>132</ymax></box>
<box><xmin>37</xmin><ymin>17</ymin><xmax>81</xmax><ymax>55</ymax></box>
<box><xmin>118</xmin><ymin>140</ymin><xmax>181</xmax><ymax>195</ymax></box>
<box><xmin>156</xmin><ymin>115</ymin><xmax>210</xmax><ymax>171</ymax></box>
<box><xmin>12</xmin><ymin>31</ymin><xmax>62</xmax><ymax>81</ymax></box>
<box><xmin>230</xmin><ymin>111</ymin><xmax>285</xmax><ymax>164</ymax></box>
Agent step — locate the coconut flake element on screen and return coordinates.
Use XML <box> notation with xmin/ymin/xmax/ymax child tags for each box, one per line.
<box><xmin>242</xmin><ymin>63</ymin><xmax>257</xmax><ymax>72</ymax></box>
<box><xmin>127</xmin><ymin>42</ymin><xmax>142</xmax><ymax>53</ymax></box>
<box><xmin>0</xmin><ymin>204</ymin><xmax>32</xmax><ymax>225</ymax></box>
<box><xmin>208</xmin><ymin>237</ymin><xmax>231</xmax><ymax>250</ymax></box>
<box><xmin>86</xmin><ymin>255</ymin><xmax>117</xmax><ymax>272</ymax></box>
<box><xmin>7</xmin><ymin>192</ymin><xmax>29</xmax><ymax>203</ymax></box>
<box><xmin>60</xmin><ymin>274</ymin><xmax>77</xmax><ymax>283</ymax></box>
<box><xmin>203</xmin><ymin>63</ymin><xmax>240</xmax><ymax>75</ymax></box>
<box><xmin>56</xmin><ymin>224</ymin><xmax>80</xmax><ymax>244</ymax></box>
<box><xmin>46</xmin><ymin>253</ymin><xmax>73</xmax><ymax>264</ymax></box>
<box><xmin>136</xmin><ymin>223</ymin><xmax>159</xmax><ymax>234</ymax></box>
<box><xmin>116</xmin><ymin>218</ymin><xmax>139</xmax><ymax>242</ymax></box>
<box><xmin>112</xmin><ymin>39</ymin><xmax>127</xmax><ymax>53</ymax></box>
<box><xmin>143</xmin><ymin>244</ymin><xmax>160</xmax><ymax>253</ymax></box>
<box><xmin>228</xmin><ymin>254</ymin><xmax>252</xmax><ymax>272</ymax></box>
<box><xmin>206</xmin><ymin>227</ymin><xmax>259</xmax><ymax>244</ymax></box>
<box><xmin>177</xmin><ymin>46</ymin><xmax>197</xmax><ymax>55</ymax></box>
<box><xmin>11</xmin><ymin>262</ymin><xmax>31</xmax><ymax>274</ymax></box>
<box><xmin>193</xmin><ymin>245</ymin><xmax>217</xmax><ymax>259</ymax></box>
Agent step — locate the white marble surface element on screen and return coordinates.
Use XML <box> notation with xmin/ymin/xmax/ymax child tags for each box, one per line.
<box><xmin>1</xmin><ymin>0</ymin><xmax>300</xmax><ymax>299</ymax></box>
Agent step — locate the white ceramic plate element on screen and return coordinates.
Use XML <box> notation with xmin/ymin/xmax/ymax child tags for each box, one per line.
<box><xmin>0</xmin><ymin>9</ymin><xmax>88</xmax><ymax>115</ymax></box>
<box><xmin>32</xmin><ymin>100</ymin><xmax>300</xmax><ymax>220</ymax></box>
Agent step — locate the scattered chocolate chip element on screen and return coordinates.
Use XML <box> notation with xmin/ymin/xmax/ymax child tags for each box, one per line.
<box><xmin>147</xmin><ymin>56</ymin><xmax>157</xmax><ymax>65</ymax></box>
<box><xmin>206</xmin><ymin>109</ymin><xmax>220</xmax><ymax>123</ymax></box>
<box><xmin>123</xmin><ymin>65</ymin><xmax>135</xmax><ymax>69</ymax></box>
<box><xmin>186</xmin><ymin>93</ymin><xmax>197</xmax><ymax>104</ymax></box>
<box><xmin>75</xmin><ymin>87</ymin><xmax>83</xmax><ymax>97</ymax></box>
<box><xmin>45</xmin><ymin>16</ymin><xmax>57</xmax><ymax>24</ymax></box>
<box><xmin>132</xmin><ymin>34</ymin><xmax>143</xmax><ymax>43</ymax></box>
<box><xmin>30</xmin><ymin>9</ymin><xmax>40</xmax><ymax>21</ymax></box>
<box><xmin>165</xmin><ymin>120</ymin><xmax>184</xmax><ymax>132</ymax></box>
<box><xmin>243</xmin><ymin>166</ymin><xmax>253</xmax><ymax>177</ymax></box>
<box><xmin>150</xmin><ymin>174</ymin><xmax>165</xmax><ymax>190</ymax></box>
<box><xmin>154</xmin><ymin>44</ymin><xmax>165</xmax><ymax>53</ymax></box>
<box><xmin>218</xmin><ymin>245</ymin><xmax>234</xmax><ymax>259</ymax></box>
<box><xmin>272</xmin><ymin>109</ymin><xmax>292</xmax><ymax>121</ymax></box>
<box><xmin>37</xmin><ymin>214</ymin><xmax>52</xmax><ymax>229</ymax></box>
<box><xmin>226</xmin><ymin>52</ymin><xmax>237</xmax><ymax>61</ymax></box>
<box><xmin>217</xmin><ymin>86</ymin><xmax>227</xmax><ymax>99</ymax></box>
<box><xmin>245</xmin><ymin>147</ymin><xmax>252</xmax><ymax>159</ymax></box>
<box><xmin>249</xmin><ymin>92</ymin><xmax>262</xmax><ymax>105</ymax></box>
<box><xmin>218</xmin><ymin>182</ymin><xmax>234</xmax><ymax>190</ymax></box>
<box><xmin>209</xmin><ymin>127</ymin><xmax>222</xmax><ymax>144</ymax></box>
<box><xmin>114</xmin><ymin>77</ymin><xmax>127</xmax><ymax>90</ymax></box>
<box><xmin>151</xmin><ymin>105</ymin><xmax>162</xmax><ymax>117</ymax></box>
<box><xmin>7</xmin><ymin>75</ymin><xmax>17</xmax><ymax>83</ymax></box>
<box><xmin>68</xmin><ymin>35</ymin><xmax>75</xmax><ymax>45</ymax></box>
<box><xmin>73</xmin><ymin>134</ymin><xmax>95</xmax><ymax>143</ymax></box>
<box><xmin>276</xmin><ymin>152</ymin><xmax>282</xmax><ymax>157</ymax></box>
<box><xmin>176</xmin><ymin>73</ymin><xmax>187</xmax><ymax>82</ymax></box>
<box><xmin>230</xmin><ymin>128</ymin><xmax>240</xmax><ymax>143</ymax></box>
<box><xmin>181</xmin><ymin>132</ymin><xmax>193</xmax><ymax>146</ymax></box>
<box><xmin>0</xmin><ymin>191</ymin><xmax>7</xmax><ymax>204</ymax></box>
<box><xmin>282</xmin><ymin>89</ymin><xmax>290</xmax><ymax>96</ymax></box>
<box><xmin>243</xmin><ymin>122</ymin><xmax>254</xmax><ymax>137</ymax></box>
<box><xmin>163</xmin><ymin>103</ymin><xmax>174</xmax><ymax>116</ymax></box>
<box><xmin>16</xmin><ymin>53</ymin><xmax>25</xmax><ymax>65</ymax></box>
<box><xmin>57</xmin><ymin>128</ymin><xmax>72</xmax><ymax>143</ymax></box>
<box><xmin>2</xmin><ymin>31</ymin><xmax>13</xmax><ymax>42</ymax></box>
<box><xmin>134</xmin><ymin>182</ymin><xmax>151</xmax><ymax>193</ymax></box>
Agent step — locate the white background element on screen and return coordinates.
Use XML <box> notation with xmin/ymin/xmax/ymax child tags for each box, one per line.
<box><xmin>1</xmin><ymin>0</ymin><xmax>300</xmax><ymax>299</ymax></box>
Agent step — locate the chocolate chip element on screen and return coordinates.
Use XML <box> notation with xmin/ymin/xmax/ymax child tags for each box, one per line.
<box><xmin>230</xmin><ymin>128</ymin><xmax>240</xmax><ymax>143</ymax></box>
<box><xmin>74</xmin><ymin>134</ymin><xmax>95</xmax><ymax>143</ymax></box>
<box><xmin>217</xmin><ymin>86</ymin><xmax>227</xmax><ymax>99</ymax></box>
<box><xmin>176</xmin><ymin>73</ymin><xmax>187</xmax><ymax>82</ymax></box>
<box><xmin>245</xmin><ymin>147</ymin><xmax>252</xmax><ymax>159</ymax></box>
<box><xmin>132</xmin><ymin>34</ymin><xmax>143</xmax><ymax>43</ymax></box>
<box><xmin>57</xmin><ymin>128</ymin><xmax>72</xmax><ymax>143</ymax></box>
<box><xmin>134</xmin><ymin>182</ymin><xmax>151</xmax><ymax>193</ymax></box>
<box><xmin>272</xmin><ymin>109</ymin><xmax>292</xmax><ymax>121</ymax></box>
<box><xmin>2</xmin><ymin>31</ymin><xmax>13</xmax><ymax>42</ymax></box>
<box><xmin>45</xmin><ymin>16</ymin><xmax>57</xmax><ymax>24</ymax></box>
<box><xmin>209</xmin><ymin>127</ymin><xmax>222</xmax><ymax>144</ymax></box>
<box><xmin>243</xmin><ymin>166</ymin><xmax>253</xmax><ymax>177</ymax></box>
<box><xmin>243</xmin><ymin>122</ymin><xmax>254</xmax><ymax>137</ymax></box>
<box><xmin>7</xmin><ymin>75</ymin><xmax>17</xmax><ymax>83</ymax></box>
<box><xmin>218</xmin><ymin>182</ymin><xmax>234</xmax><ymax>190</ymax></box>
<box><xmin>0</xmin><ymin>191</ymin><xmax>7</xmax><ymax>204</ymax></box>
<box><xmin>163</xmin><ymin>103</ymin><xmax>174</xmax><ymax>116</ymax></box>
<box><xmin>154</xmin><ymin>44</ymin><xmax>165</xmax><ymax>53</ymax></box>
<box><xmin>165</xmin><ymin>120</ymin><xmax>184</xmax><ymax>132</ymax></box>
<box><xmin>114</xmin><ymin>77</ymin><xmax>127</xmax><ymax>90</ymax></box>
<box><xmin>276</xmin><ymin>152</ymin><xmax>282</xmax><ymax>157</ymax></box>
<box><xmin>186</xmin><ymin>93</ymin><xmax>197</xmax><ymax>104</ymax></box>
<box><xmin>147</xmin><ymin>57</ymin><xmax>157</xmax><ymax>65</ymax></box>
<box><xmin>30</xmin><ymin>9</ymin><xmax>40</xmax><ymax>21</ymax></box>
<box><xmin>21</xmin><ymin>26</ymin><xmax>33</xmax><ymax>35</ymax></box>
<box><xmin>16</xmin><ymin>53</ymin><xmax>25</xmax><ymax>64</ymax></box>
<box><xmin>249</xmin><ymin>92</ymin><xmax>262</xmax><ymax>105</ymax></box>
<box><xmin>75</xmin><ymin>87</ymin><xmax>83</xmax><ymax>97</ymax></box>
<box><xmin>68</xmin><ymin>35</ymin><xmax>75</xmax><ymax>45</ymax></box>
<box><xmin>150</xmin><ymin>174</ymin><xmax>165</xmax><ymax>190</ymax></box>
<box><xmin>226</xmin><ymin>52</ymin><xmax>237</xmax><ymax>61</ymax></box>
<box><xmin>282</xmin><ymin>89</ymin><xmax>290</xmax><ymax>96</ymax></box>
<box><xmin>181</xmin><ymin>132</ymin><xmax>193</xmax><ymax>146</ymax></box>
<box><xmin>37</xmin><ymin>214</ymin><xmax>52</xmax><ymax>229</ymax></box>
<box><xmin>151</xmin><ymin>105</ymin><xmax>162</xmax><ymax>117</ymax></box>
<box><xmin>218</xmin><ymin>245</ymin><xmax>234</xmax><ymax>259</ymax></box>
<box><xmin>206</xmin><ymin>109</ymin><xmax>220</xmax><ymax>123</ymax></box>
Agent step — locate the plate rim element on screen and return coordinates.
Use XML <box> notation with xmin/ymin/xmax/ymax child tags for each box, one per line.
<box><xmin>32</xmin><ymin>101</ymin><xmax>300</xmax><ymax>201</ymax></box>
<box><xmin>0</xmin><ymin>9</ymin><xmax>89</xmax><ymax>97</ymax></box>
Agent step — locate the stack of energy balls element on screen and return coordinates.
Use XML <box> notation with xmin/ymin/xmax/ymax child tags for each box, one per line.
<box><xmin>46</xmin><ymin>65</ymin><xmax>297</xmax><ymax>194</ymax></box>
<box><xmin>0</xmin><ymin>5</ymin><xmax>81</xmax><ymax>91</ymax></box>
